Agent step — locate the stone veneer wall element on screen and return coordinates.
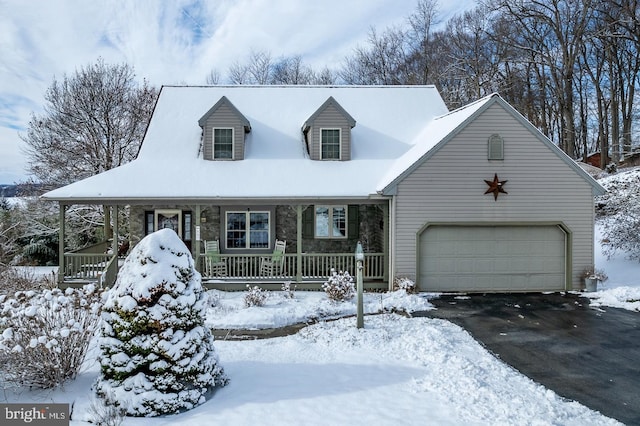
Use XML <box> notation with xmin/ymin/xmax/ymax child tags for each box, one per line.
<box><xmin>130</xmin><ymin>204</ymin><xmax>384</xmax><ymax>255</ymax></box>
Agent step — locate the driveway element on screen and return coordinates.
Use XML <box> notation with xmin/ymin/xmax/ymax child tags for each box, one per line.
<box><xmin>416</xmin><ymin>293</ymin><xmax>640</xmax><ymax>425</ymax></box>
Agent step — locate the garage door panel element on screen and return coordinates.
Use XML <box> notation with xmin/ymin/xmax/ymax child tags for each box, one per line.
<box><xmin>419</xmin><ymin>225</ymin><xmax>566</xmax><ymax>292</ymax></box>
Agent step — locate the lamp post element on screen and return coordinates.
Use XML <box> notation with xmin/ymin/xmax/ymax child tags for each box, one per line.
<box><xmin>355</xmin><ymin>241</ymin><xmax>364</xmax><ymax>329</ymax></box>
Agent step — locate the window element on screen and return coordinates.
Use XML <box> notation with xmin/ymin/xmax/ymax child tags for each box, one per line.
<box><xmin>144</xmin><ymin>210</ymin><xmax>191</xmax><ymax>242</ymax></box>
<box><xmin>155</xmin><ymin>209</ymin><xmax>182</xmax><ymax>236</ymax></box>
<box><xmin>315</xmin><ymin>206</ymin><xmax>347</xmax><ymax>238</ymax></box>
<box><xmin>226</xmin><ymin>211</ymin><xmax>270</xmax><ymax>249</ymax></box>
<box><xmin>488</xmin><ymin>134</ymin><xmax>504</xmax><ymax>160</ymax></box>
<box><xmin>213</xmin><ymin>128</ymin><xmax>233</xmax><ymax>159</ymax></box>
<box><xmin>321</xmin><ymin>129</ymin><xmax>341</xmax><ymax>160</ymax></box>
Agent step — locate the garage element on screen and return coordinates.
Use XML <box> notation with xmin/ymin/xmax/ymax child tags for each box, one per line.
<box><xmin>419</xmin><ymin>225</ymin><xmax>567</xmax><ymax>292</ymax></box>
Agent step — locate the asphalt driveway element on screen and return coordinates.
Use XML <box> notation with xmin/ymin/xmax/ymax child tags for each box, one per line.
<box><xmin>416</xmin><ymin>293</ymin><xmax>640</xmax><ymax>425</ymax></box>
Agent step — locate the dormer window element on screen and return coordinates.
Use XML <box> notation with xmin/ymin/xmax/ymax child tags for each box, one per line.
<box><xmin>321</xmin><ymin>129</ymin><xmax>341</xmax><ymax>160</ymax></box>
<box><xmin>199</xmin><ymin>96</ymin><xmax>250</xmax><ymax>161</ymax></box>
<box><xmin>213</xmin><ymin>128</ymin><xmax>234</xmax><ymax>159</ymax></box>
<box><xmin>303</xmin><ymin>97</ymin><xmax>356</xmax><ymax>161</ymax></box>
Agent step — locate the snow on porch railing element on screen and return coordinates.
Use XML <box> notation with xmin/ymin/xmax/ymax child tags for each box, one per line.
<box><xmin>198</xmin><ymin>252</ymin><xmax>384</xmax><ymax>281</ymax></box>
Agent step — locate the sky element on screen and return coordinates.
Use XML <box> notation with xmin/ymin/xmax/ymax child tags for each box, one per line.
<box><xmin>0</xmin><ymin>0</ymin><xmax>474</xmax><ymax>185</ymax></box>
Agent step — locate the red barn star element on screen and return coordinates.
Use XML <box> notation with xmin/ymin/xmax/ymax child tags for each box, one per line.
<box><xmin>484</xmin><ymin>173</ymin><xmax>508</xmax><ymax>201</ymax></box>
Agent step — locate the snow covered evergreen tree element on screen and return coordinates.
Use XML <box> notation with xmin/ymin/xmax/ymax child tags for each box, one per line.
<box><xmin>95</xmin><ymin>228</ymin><xmax>227</xmax><ymax>416</ymax></box>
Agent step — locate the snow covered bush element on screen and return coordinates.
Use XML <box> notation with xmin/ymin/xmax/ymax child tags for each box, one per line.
<box><xmin>596</xmin><ymin>169</ymin><xmax>640</xmax><ymax>261</ymax></box>
<box><xmin>281</xmin><ymin>281</ymin><xmax>296</xmax><ymax>299</ymax></box>
<box><xmin>322</xmin><ymin>269</ymin><xmax>355</xmax><ymax>302</ymax></box>
<box><xmin>87</xmin><ymin>392</ymin><xmax>126</xmax><ymax>426</ymax></box>
<box><xmin>0</xmin><ymin>284</ymin><xmax>102</xmax><ymax>389</ymax></box>
<box><xmin>95</xmin><ymin>229</ymin><xmax>227</xmax><ymax>417</ymax></box>
<box><xmin>244</xmin><ymin>285</ymin><xmax>267</xmax><ymax>307</ymax></box>
<box><xmin>393</xmin><ymin>276</ymin><xmax>417</xmax><ymax>293</ymax></box>
<box><xmin>0</xmin><ymin>265</ymin><xmax>55</xmax><ymax>295</ymax></box>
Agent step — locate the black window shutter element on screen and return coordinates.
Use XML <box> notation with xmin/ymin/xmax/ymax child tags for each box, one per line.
<box><xmin>302</xmin><ymin>206</ymin><xmax>314</xmax><ymax>238</ymax></box>
<box><xmin>348</xmin><ymin>205</ymin><xmax>359</xmax><ymax>239</ymax></box>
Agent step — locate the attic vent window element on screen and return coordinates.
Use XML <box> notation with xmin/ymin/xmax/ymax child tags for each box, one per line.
<box><xmin>488</xmin><ymin>134</ymin><xmax>504</xmax><ymax>160</ymax></box>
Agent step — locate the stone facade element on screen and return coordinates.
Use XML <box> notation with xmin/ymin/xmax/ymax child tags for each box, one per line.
<box><xmin>130</xmin><ymin>203</ymin><xmax>386</xmax><ymax>256</ymax></box>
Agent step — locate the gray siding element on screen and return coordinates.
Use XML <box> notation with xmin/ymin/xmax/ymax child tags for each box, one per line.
<box><xmin>393</xmin><ymin>102</ymin><xmax>595</xmax><ymax>290</ymax></box>
<box><xmin>202</xmin><ymin>103</ymin><xmax>245</xmax><ymax>160</ymax></box>
<box><xmin>308</xmin><ymin>104</ymin><xmax>352</xmax><ymax>161</ymax></box>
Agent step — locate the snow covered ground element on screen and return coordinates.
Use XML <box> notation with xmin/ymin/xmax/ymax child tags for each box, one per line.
<box><xmin>587</xmin><ymin>224</ymin><xmax>640</xmax><ymax>311</ymax></box>
<box><xmin>2</xmin><ymin>223</ymin><xmax>637</xmax><ymax>424</ymax></box>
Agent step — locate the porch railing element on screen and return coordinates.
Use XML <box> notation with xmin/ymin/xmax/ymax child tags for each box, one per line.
<box><xmin>63</xmin><ymin>253</ymin><xmax>113</xmax><ymax>281</ymax></box>
<box><xmin>198</xmin><ymin>252</ymin><xmax>385</xmax><ymax>281</ymax></box>
<box><xmin>61</xmin><ymin>251</ymin><xmax>385</xmax><ymax>285</ymax></box>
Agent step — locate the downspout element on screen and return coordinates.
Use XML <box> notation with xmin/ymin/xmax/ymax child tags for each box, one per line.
<box><xmin>388</xmin><ymin>196</ymin><xmax>396</xmax><ymax>291</ymax></box>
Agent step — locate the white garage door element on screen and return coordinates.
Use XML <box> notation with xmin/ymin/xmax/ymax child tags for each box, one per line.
<box><xmin>419</xmin><ymin>225</ymin><xmax>566</xmax><ymax>292</ymax></box>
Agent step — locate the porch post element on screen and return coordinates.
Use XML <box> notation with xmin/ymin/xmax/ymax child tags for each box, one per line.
<box><xmin>58</xmin><ymin>203</ymin><xmax>66</xmax><ymax>284</ymax></box>
<box><xmin>296</xmin><ymin>204</ymin><xmax>303</xmax><ymax>283</ymax></box>
<box><xmin>104</xmin><ymin>205</ymin><xmax>113</xmax><ymax>240</ymax></box>
<box><xmin>112</xmin><ymin>205</ymin><xmax>119</xmax><ymax>259</ymax></box>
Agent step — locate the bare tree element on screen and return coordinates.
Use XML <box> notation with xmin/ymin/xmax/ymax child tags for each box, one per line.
<box><xmin>22</xmin><ymin>58</ymin><xmax>158</xmax><ymax>187</ymax></box>
<box><xmin>492</xmin><ymin>0</ymin><xmax>595</xmax><ymax>159</ymax></box>
<box><xmin>339</xmin><ymin>26</ymin><xmax>412</xmax><ymax>85</ymax></box>
<box><xmin>218</xmin><ymin>50</ymin><xmax>335</xmax><ymax>85</ymax></box>
<box><xmin>206</xmin><ymin>68</ymin><xmax>221</xmax><ymax>85</ymax></box>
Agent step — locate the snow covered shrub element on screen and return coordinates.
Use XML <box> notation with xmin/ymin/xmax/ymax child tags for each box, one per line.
<box><xmin>0</xmin><ymin>284</ymin><xmax>102</xmax><ymax>389</ymax></box>
<box><xmin>322</xmin><ymin>269</ymin><xmax>355</xmax><ymax>302</ymax></box>
<box><xmin>87</xmin><ymin>392</ymin><xmax>126</xmax><ymax>426</ymax></box>
<box><xmin>281</xmin><ymin>281</ymin><xmax>296</xmax><ymax>299</ymax></box>
<box><xmin>244</xmin><ymin>284</ymin><xmax>267</xmax><ymax>307</ymax></box>
<box><xmin>596</xmin><ymin>169</ymin><xmax>640</xmax><ymax>261</ymax></box>
<box><xmin>0</xmin><ymin>265</ymin><xmax>53</xmax><ymax>296</ymax></box>
<box><xmin>95</xmin><ymin>229</ymin><xmax>227</xmax><ymax>417</ymax></box>
<box><xmin>393</xmin><ymin>276</ymin><xmax>417</xmax><ymax>293</ymax></box>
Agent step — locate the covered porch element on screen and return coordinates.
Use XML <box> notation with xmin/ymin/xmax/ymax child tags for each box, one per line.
<box><xmin>57</xmin><ymin>201</ymin><xmax>390</xmax><ymax>291</ymax></box>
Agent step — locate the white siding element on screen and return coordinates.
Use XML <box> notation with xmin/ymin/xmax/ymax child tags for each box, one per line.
<box><xmin>393</xmin><ymin>102</ymin><xmax>595</xmax><ymax>290</ymax></box>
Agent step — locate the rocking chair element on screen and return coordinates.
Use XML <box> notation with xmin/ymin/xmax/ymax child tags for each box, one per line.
<box><xmin>204</xmin><ymin>240</ymin><xmax>227</xmax><ymax>277</ymax></box>
<box><xmin>260</xmin><ymin>240</ymin><xmax>286</xmax><ymax>276</ymax></box>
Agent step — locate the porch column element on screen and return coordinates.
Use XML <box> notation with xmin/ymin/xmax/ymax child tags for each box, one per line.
<box><xmin>111</xmin><ymin>205</ymin><xmax>119</xmax><ymax>261</ymax></box>
<box><xmin>58</xmin><ymin>203</ymin><xmax>66</xmax><ymax>284</ymax></box>
<box><xmin>296</xmin><ymin>204</ymin><xmax>303</xmax><ymax>283</ymax></box>
<box><xmin>104</xmin><ymin>205</ymin><xmax>113</xmax><ymax>240</ymax></box>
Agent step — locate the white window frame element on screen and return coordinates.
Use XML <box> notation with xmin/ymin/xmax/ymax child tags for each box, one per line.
<box><xmin>213</xmin><ymin>127</ymin><xmax>234</xmax><ymax>160</ymax></box>
<box><xmin>488</xmin><ymin>133</ymin><xmax>504</xmax><ymax>160</ymax></box>
<box><xmin>320</xmin><ymin>128</ymin><xmax>342</xmax><ymax>160</ymax></box>
<box><xmin>154</xmin><ymin>209</ymin><xmax>182</xmax><ymax>237</ymax></box>
<box><xmin>225</xmin><ymin>211</ymin><xmax>271</xmax><ymax>249</ymax></box>
<box><xmin>314</xmin><ymin>205</ymin><xmax>347</xmax><ymax>239</ymax></box>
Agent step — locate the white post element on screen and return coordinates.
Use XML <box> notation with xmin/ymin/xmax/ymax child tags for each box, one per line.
<box><xmin>355</xmin><ymin>241</ymin><xmax>364</xmax><ymax>329</ymax></box>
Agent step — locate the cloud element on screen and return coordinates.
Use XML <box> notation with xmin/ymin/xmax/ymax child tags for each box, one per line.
<box><xmin>0</xmin><ymin>0</ymin><xmax>473</xmax><ymax>183</ymax></box>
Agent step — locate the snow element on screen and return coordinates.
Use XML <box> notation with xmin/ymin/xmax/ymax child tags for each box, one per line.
<box><xmin>43</xmin><ymin>86</ymin><xmax>449</xmax><ymax>201</ymax></box>
<box><xmin>7</xmin><ymin>166</ymin><xmax>640</xmax><ymax>423</ymax></box>
<box><xmin>0</xmin><ymin>284</ymin><xmax>623</xmax><ymax>425</ymax></box>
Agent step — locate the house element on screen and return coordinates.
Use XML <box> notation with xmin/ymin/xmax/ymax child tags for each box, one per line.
<box><xmin>43</xmin><ymin>85</ymin><xmax>605</xmax><ymax>292</ymax></box>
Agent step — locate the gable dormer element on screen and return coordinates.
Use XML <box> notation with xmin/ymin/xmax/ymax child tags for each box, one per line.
<box><xmin>198</xmin><ymin>96</ymin><xmax>251</xmax><ymax>160</ymax></box>
<box><xmin>302</xmin><ymin>96</ymin><xmax>356</xmax><ymax>161</ymax></box>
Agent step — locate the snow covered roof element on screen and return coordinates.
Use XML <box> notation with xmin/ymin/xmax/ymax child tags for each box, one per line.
<box><xmin>43</xmin><ymin>85</ymin><xmax>450</xmax><ymax>202</ymax></box>
<box><xmin>378</xmin><ymin>93</ymin><xmax>606</xmax><ymax>196</ymax></box>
